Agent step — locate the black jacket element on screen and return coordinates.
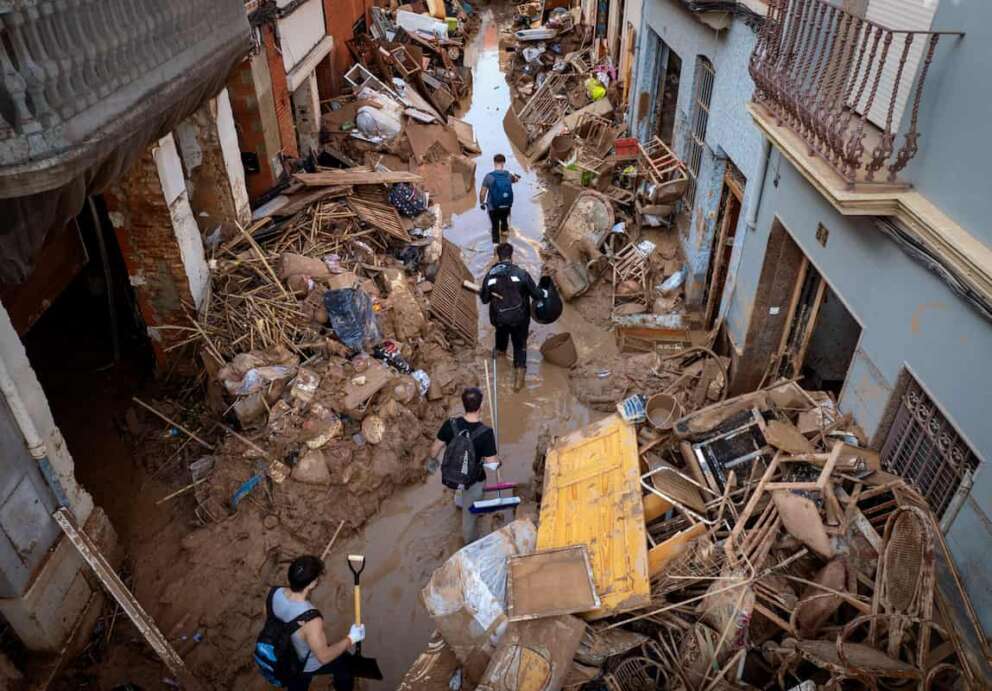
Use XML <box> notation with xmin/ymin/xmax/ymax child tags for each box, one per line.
<box><xmin>479</xmin><ymin>261</ymin><xmax>541</xmax><ymax>326</ymax></box>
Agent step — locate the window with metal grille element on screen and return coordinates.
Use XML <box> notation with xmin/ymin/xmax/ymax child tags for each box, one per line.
<box><xmin>685</xmin><ymin>57</ymin><xmax>714</xmax><ymax>208</ymax></box>
<box><xmin>880</xmin><ymin>375</ymin><xmax>980</xmax><ymax>518</ymax></box>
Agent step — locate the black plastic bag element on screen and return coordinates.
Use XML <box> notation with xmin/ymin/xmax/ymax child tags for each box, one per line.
<box><xmin>323</xmin><ymin>288</ymin><xmax>382</xmax><ymax>352</ymax></box>
<box><xmin>532</xmin><ymin>275</ymin><xmax>563</xmax><ymax>324</ymax></box>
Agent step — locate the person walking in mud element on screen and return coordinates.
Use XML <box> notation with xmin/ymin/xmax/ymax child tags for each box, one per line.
<box><xmin>254</xmin><ymin>555</ymin><xmax>365</xmax><ymax>690</ymax></box>
<box><xmin>480</xmin><ymin>153</ymin><xmax>520</xmax><ymax>244</ymax></box>
<box><xmin>427</xmin><ymin>387</ymin><xmax>499</xmax><ymax>544</ymax></box>
<box><xmin>480</xmin><ymin>243</ymin><xmax>541</xmax><ymax>391</ymax></box>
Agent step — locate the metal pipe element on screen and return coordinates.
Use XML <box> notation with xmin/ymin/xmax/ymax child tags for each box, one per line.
<box><xmin>0</xmin><ymin>353</ymin><xmax>47</xmax><ymax>459</ymax></box>
<box><xmin>0</xmin><ymin>351</ymin><xmax>71</xmax><ymax>506</ymax></box>
<box><xmin>746</xmin><ymin>136</ymin><xmax>772</xmax><ymax>233</ymax></box>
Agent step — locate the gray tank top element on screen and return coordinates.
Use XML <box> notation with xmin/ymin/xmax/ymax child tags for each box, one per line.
<box><xmin>271</xmin><ymin>587</ymin><xmax>322</xmax><ymax>673</ymax></box>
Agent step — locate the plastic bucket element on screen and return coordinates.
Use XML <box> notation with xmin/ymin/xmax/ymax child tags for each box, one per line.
<box><xmin>540</xmin><ymin>332</ymin><xmax>578</xmax><ymax>368</ymax></box>
<box><xmin>647</xmin><ymin>393</ymin><xmax>683</xmax><ymax>431</ymax></box>
<box><xmin>550</xmin><ymin>134</ymin><xmax>574</xmax><ymax>160</ymax></box>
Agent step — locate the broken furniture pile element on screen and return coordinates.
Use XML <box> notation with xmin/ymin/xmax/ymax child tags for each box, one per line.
<box><xmin>400</xmin><ymin>380</ymin><xmax>989</xmax><ymax>690</ymax></box>
<box><xmin>311</xmin><ymin>1</ymin><xmax>485</xmax><ymax>209</ymax></box>
<box><xmin>581</xmin><ymin>380</ymin><xmax>986</xmax><ymax>690</ymax></box>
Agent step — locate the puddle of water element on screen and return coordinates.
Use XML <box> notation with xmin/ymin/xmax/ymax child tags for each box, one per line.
<box><xmin>315</xmin><ymin>10</ymin><xmax>616</xmax><ymax>687</ymax></box>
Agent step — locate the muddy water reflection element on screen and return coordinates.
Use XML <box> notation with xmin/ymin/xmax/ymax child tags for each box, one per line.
<box><xmin>317</xmin><ymin>11</ymin><xmax>615</xmax><ymax>687</ymax></box>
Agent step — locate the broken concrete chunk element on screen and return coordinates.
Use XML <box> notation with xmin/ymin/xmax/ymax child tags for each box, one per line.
<box><xmin>289</xmin><ymin>367</ymin><xmax>321</xmax><ymax>404</ymax></box>
<box><xmin>292</xmin><ymin>449</ymin><xmax>331</xmax><ymax>485</ymax></box>
<box><xmin>278</xmin><ymin>253</ymin><xmax>330</xmax><ymax>280</ymax></box>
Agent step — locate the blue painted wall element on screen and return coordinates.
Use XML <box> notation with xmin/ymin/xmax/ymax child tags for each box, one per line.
<box><xmin>727</xmin><ymin>147</ymin><xmax>992</xmax><ymax>634</ymax></box>
<box><xmin>902</xmin><ymin>1</ymin><xmax>992</xmax><ymax>246</ymax></box>
<box><xmin>630</xmin><ymin>0</ymin><xmax>764</xmax><ymax>307</ymax></box>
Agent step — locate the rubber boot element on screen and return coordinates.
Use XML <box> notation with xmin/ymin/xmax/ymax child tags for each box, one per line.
<box><xmin>513</xmin><ymin>367</ymin><xmax>525</xmax><ymax>392</ymax></box>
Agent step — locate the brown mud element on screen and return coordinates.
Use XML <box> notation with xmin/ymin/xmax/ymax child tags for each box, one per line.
<box><xmin>53</xmin><ymin>7</ymin><xmax>616</xmax><ymax>691</ymax></box>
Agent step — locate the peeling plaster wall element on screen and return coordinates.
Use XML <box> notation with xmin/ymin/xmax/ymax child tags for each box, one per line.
<box><xmin>631</xmin><ymin>0</ymin><xmax>764</xmax><ymax>309</ymax></box>
<box><xmin>728</xmin><ymin>149</ymin><xmax>992</xmax><ymax>633</ymax></box>
<box><xmin>0</xmin><ymin>307</ymin><xmax>92</xmax><ymax>525</ymax></box>
<box><xmin>153</xmin><ymin>135</ymin><xmax>209</xmax><ymax>311</ymax></box>
<box><xmin>174</xmin><ymin>89</ymin><xmax>252</xmax><ymax>232</ymax></box>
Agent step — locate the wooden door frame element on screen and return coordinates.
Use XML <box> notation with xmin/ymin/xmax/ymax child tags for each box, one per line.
<box><xmin>775</xmin><ymin>256</ymin><xmax>827</xmax><ymax>379</ymax></box>
<box><xmin>702</xmin><ymin>170</ymin><xmax>744</xmax><ymax>328</ymax></box>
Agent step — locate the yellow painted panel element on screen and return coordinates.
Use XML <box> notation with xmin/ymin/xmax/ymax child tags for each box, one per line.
<box><xmin>537</xmin><ymin>415</ymin><xmax>650</xmax><ymax>620</ymax></box>
<box><xmin>648</xmin><ymin>523</ymin><xmax>706</xmax><ymax>577</ymax></box>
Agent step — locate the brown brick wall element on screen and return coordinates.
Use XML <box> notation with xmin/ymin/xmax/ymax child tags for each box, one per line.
<box><xmin>226</xmin><ymin>58</ymin><xmax>278</xmax><ymax>201</ymax></box>
<box><xmin>322</xmin><ymin>0</ymin><xmax>370</xmax><ymax>97</ymax></box>
<box><xmin>103</xmin><ymin>148</ymin><xmax>195</xmax><ymax>366</ymax></box>
<box><xmin>178</xmin><ymin>103</ymin><xmax>239</xmax><ymax>231</ymax></box>
<box><xmin>263</xmin><ymin>24</ymin><xmax>299</xmax><ymax>160</ymax></box>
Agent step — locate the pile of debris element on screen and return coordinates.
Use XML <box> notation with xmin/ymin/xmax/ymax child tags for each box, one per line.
<box><xmin>400</xmin><ymin>380</ymin><xmax>988</xmax><ymax>690</ymax></box>
<box><xmin>498</xmin><ymin>3</ymin><xmax>699</xmax><ymax>348</ymax></box>
<box><xmin>115</xmin><ymin>5</ymin><xmax>503</xmax><ymax>684</ymax></box>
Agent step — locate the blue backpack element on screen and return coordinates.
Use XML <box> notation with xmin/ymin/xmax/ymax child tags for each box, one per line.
<box><xmin>254</xmin><ymin>587</ymin><xmax>320</xmax><ymax>686</ymax></box>
<box><xmin>488</xmin><ymin>171</ymin><xmax>514</xmax><ymax>209</ymax></box>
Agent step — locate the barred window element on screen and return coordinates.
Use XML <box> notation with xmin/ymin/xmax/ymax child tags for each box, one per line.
<box><xmin>880</xmin><ymin>375</ymin><xmax>980</xmax><ymax>518</ymax></box>
<box><xmin>685</xmin><ymin>57</ymin><xmax>714</xmax><ymax>208</ymax></box>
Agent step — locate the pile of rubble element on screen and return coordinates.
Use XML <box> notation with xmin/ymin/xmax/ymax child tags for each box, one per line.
<box><xmin>499</xmin><ymin>2</ymin><xmax>698</xmax><ymax>349</ymax></box>
<box><xmin>115</xmin><ymin>4</ymin><xmax>503</xmax><ymax>684</ymax></box>
<box><xmin>400</xmin><ymin>380</ymin><xmax>987</xmax><ymax>690</ymax></box>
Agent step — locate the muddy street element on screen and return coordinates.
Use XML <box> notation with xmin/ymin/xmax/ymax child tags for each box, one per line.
<box><xmin>315</xmin><ymin>9</ymin><xmax>612</xmax><ymax>688</ymax></box>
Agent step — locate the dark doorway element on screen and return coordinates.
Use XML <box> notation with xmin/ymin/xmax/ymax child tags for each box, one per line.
<box><xmin>793</xmin><ymin>285</ymin><xmax>860</xmax><ymax>396</ymax></box>
<box><xmin>16</xmin><ymin>197</ymin><xmax>154</xmax><ymax>531</ymax></box>
<box><xmin>653</xmin><ymin>45</ymin><xmax>681</xmax><ymax>145</ymax></box>
<box><xmin>771</xmin><ymin>231</ymin><xmax>861</xmax><ymax>397</ymax></box>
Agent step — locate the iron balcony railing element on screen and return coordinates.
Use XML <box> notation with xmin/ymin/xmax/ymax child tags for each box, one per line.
<box><xmin>0</xmin><ymin>0</ymin><xmax>249</xmax><ymax>196</ymax></box>
<box><xmin>750</xmin><ymin>0</ymin><xmax>963</xmax><ymax>188</ymax></box>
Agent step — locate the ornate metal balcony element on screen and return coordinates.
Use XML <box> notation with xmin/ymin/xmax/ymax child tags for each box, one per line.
<box><xmin>0</xmin><ymin>0</ymin><xmax>250</xmax><ymax>198</ymax></box>
<box><xmin>750</xmin><ymin>0</ymin><xmax>962</xmax><ymax>188</ymax></box>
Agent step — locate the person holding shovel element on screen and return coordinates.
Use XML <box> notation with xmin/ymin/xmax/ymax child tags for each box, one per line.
<box><xmin>480</xmin><ymin>243</ymin><xmax>541</xmax><ymax>391</ymax></box>
<box><xmin>263</xmin><ymin>555</ymin><xmax>365</xmax><ymax>691</ymax></box>
<box><xmin>428</xmin><ymin>387</ymin><xmax>499</xmax><ymax>544</ymax></box>
<box><xmin>480</xmin><ymin>153</ymin><xmax>520</xmax><ymax>244</ymax></box>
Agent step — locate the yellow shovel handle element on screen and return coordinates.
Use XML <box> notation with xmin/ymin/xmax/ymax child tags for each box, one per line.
<box><xmin>353</xmin><ymin>583</ymin><xmax>362</xmax><ymax>626</ymax></box>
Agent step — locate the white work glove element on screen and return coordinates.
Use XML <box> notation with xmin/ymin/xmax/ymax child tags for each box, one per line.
<box><xmin>348</xmin><ymin>624</ymin><xmax>366</xmax><ymax>645</ymax></box>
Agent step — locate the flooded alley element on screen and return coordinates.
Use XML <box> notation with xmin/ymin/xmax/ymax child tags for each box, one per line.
<box><xmin>316</xmin><ymin>8</ymin><xmax>613</xmax><ymax>688</ymax></box>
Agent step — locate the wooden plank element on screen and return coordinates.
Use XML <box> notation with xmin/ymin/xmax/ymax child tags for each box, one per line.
<box><xmin>537</xmin><ymin>415</ymin><xmax>650</xmax><ymax>620</ymax></box>
<box><xmin>648</xmin><ymin>523</ymin><xmax>707</xmax><ymax>577</ymax></box>
<box><xmin>643</xmin><ymin>492</ymin><xmax>673</xmax><ymax>523</ymax></box>
<box><xmin>271</xmin><ymin>185</ymin><xmax>353</xmax><ymax>218</ymax></box>
<box><xmin>295</xmin><ymin>170</ymin><xmax>424</xmax><ymax>187</ymax></box>
<box><xmin>53</xmin><ymin>508</ymin><xmax>204</xmax><ymax>691</ymax></box>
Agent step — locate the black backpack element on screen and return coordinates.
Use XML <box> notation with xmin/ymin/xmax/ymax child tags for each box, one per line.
<box><xmin>441</xmin><ymin>419</ymin><xmax>488</xmax><ymax>490</ymax></box>
<box><xmin>491</xmin><ymin>266</ymin><xmax>527</xmax><ymax>327</ymax></box>
<box><xmin>531</xmin><ymin>275</ymin><xmax>563</xmax><ymax>324</ymax></box>
<box><xmin>254</xmin><ymin>587</ymin><xmax>321</xmax><ymax>686</ymax></box>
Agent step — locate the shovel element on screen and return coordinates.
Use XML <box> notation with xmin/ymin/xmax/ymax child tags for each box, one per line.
<box><xmin>346</xmin><ymin>554</ymin><xmax>383</xmax><ymax>680</ymax></box>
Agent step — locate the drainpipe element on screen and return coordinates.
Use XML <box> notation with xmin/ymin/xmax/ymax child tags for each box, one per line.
<box><xmin>716</xmin><ymin>136</ymin><xmax>773</xmax><ymax>326</ymax></box>
<box><xmin>0</xmin><ymin>356</ymin><xmax>71</xmax><ymax>507</ymax></box>
<box><xmin>745</xmin><ymin>136</ymin><xmax>772</xmax><ymax>233</ymax></box>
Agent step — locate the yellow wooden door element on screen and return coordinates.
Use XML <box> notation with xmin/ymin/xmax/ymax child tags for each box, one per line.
<box><xmin>537</xmin><ymin>415</ymin><xmax>650</xmax><ymax>619</ymax></box>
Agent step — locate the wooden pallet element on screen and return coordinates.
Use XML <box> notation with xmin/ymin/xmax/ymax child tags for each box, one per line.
<box><xmin>347</xmin><ymin>197</ymin><xmax>411</xmax><ymax>243</ymax></box>
<box><xmin>429</xmin><ymin>239</ymin><xmax>478</xmax><ymax>344</ymax></box>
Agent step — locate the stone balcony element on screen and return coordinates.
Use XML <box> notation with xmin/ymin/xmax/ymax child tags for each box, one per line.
<box><xmin>0</xmin><ymin>0</ymin><xmax>250</xmax><ymax>200</ymax></box>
